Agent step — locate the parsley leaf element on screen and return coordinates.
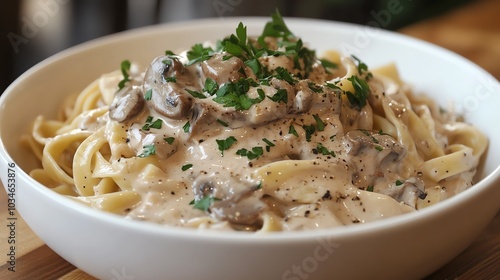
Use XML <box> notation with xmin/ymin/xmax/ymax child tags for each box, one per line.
<box><xmin>186</xmin><ymin>88</ymin><xmax>207</xmax><ymax>99</ymax></box>
<box><xmin>274</xmin><ymin>67</ymin><xmax>295</xmax><ymax>84</ymax></box>
<box><xmin>216</xmin><ymin>136</ymin><xmax>237</xmax><ymax>156</ymax></box>
<box><xmin>366</xmin><ymin>185</ymin><xmax>374</xmax><ymax>192</ymax></box>
<box><xmin>165</xmin><ymin>50</ymin><xmax>176</xmax><ymax>56</ymax></box>
<box><xmin>182</xmin><ymin>121</ymin><xmax>191</xmax><ymax>133</ymax></box>
<box><xmin>263</xmin><ymin>138</ymin><xmax>275</xmax><ymax>152</ymax></box>
<box><xmin>163</xmin><ymin>76</ymin><xmax>176</xmax><ymax>83</ymax></box>
<box><xmin>144</xmin><ymin>89</ymin><xmax>153</xmax><ymax>101</ymax></box>
<box><xmin>289</xmin><ymin>124</ymin><xmax>299</xmax><ymax>137</ymax></box>
<box><xmin>351</xmin><ymin>55</ymin><xmax>373</xmax><ymax>80</ymax></box>
<box><xmin>313</xmin><ymin>114</ymin><xmax>326</xmax><ymax>131</ymax></box>
<box><xmin>213</xmin><ymin>78</ymin><xmax>264</xmax><ymax>110</ymax></box>
<box><xmin>186</xmin><ymin>44</ymin><xmax>214</xmax><ymax>65</ymax></box>
<box><xmin>181</xmin><ymin>164</ymin><xmax>193</xmax><ymax>171</ymax></box>
<box><xmin>267</xmin><ymin>88</ymin><xmax>288</xmax><ymax>103</ymax></box>
<box><xmin>117</xmin><ymin>60</ymin><xmax>131</xmax><ymax>90</ymax></box>
<box><xmin>237</xmin><ymin>146</ymin><xmax>264</xmax><ymax>160</ymax></box>
<box><xmin>142</xmin><ymin>116</ymin><xmax>163</xmax><ymax>131</ymax></box>
<box><xmin>190</xmin><ymin>195</ymin><xmax>220</xmax><ymax>211</ymax></box>
<box><xmin>315</xmin><ymin>143</ymin><xmax>336</xmax><ymax>157</ymax></box>
<box><xmin>259</xmin><ymin>9</ymin><xmax>294</xmax><ymax>44</ymax></box>
<box><xmin>319</xmin><ymin>58</ymin><xmax>338</xmax><ymax>69</ymax></box>
<box><xmin>262</xmin><ymin>138</ymin><xmax>275</xmax><ymax>147</ymax></box>
<box><xmin>216</xmin><ymin>119</ymin><xmax>229</xmax><ymax>127</ymax></box>
<box><xmin>164</xmin><ymin>137</ymin><xmax>175</xmax><ymax>144</ymax></box>
<box><xmin>204</xmin><ymin>78</ymin><xmax>219</xmax><ymax>95</ymax></box>
<box><xmin>138</xmin><ymin>144</ymin><xmax>156</xmax><ymax>157</ymax></box>
<box><xmin>308</xmin><ymin>82</ymin><xmax>323</xmax><ymax>93</ymax></box>
<box><xmin>302</xmin><ymin>124</ymin><xmax>316</xmax><ymax>142</ymax></box>
<box><xmin>346</xmin><ymin>75</ymin><xmax>370</xmax><ymax>110</ymax></box>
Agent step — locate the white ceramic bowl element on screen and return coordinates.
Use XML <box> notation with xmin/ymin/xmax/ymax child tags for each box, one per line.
<box><xmin>1</xmin><ymin>18</ymin><xmax>499</xmax><ymax>280</ymax></box>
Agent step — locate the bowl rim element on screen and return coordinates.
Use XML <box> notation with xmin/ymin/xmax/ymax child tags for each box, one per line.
<box><xmin>1</xmin><ymin>16</ymin><xmax>499</xmax><ymax>242</ymax></box>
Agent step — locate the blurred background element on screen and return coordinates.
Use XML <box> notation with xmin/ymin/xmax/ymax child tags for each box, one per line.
<box><xmin>0</xmin><ymin>0</ymin><xmax>478</xmax><ymax>94</ymax></box>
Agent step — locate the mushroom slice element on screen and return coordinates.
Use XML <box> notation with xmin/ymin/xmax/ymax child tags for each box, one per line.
<box><xmin>109</xmin><ymin>86</ymin><xmax>145</xmax><ymax>123</ymax></box>
<box><xmin>378</xmin><ymin>177</ymin><xmax>427</xmax><ymax>208</ymax></box>
<box><xmin>192</xmin><ymin>177</ymin><xmax>266</xmax><ymax>227</ymax></box>
<box><xmin>343</xmin><ymin>129</ymin><xmax>406</xmax><ymax>187</ymax></box>
<box><xmin>143</xmin><ymin>55</ymin><xmax>194</xmax><ymax>119</ymax></box>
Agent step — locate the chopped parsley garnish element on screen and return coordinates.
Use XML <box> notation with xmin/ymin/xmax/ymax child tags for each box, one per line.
<box><xmin>204</xmin><ymin>77</ymin><xmax>219</xmax><ymax>95</ymax></box>
<box><xmin>186</xmin><ymin>43</ymin><xmax>214</xmax><ymax>66</ymax></box>
<box><xmin>213</xmin><ymin>78</ymin><xmax>264</xmax><ymax>110</ymax></box>
<box><xmin>366</xmin><ymin>185</ymin><xmax>374</xmax><ymax>192</ymax></box>
<box><xmin>375</xmin><ymin>145</ymin><xmax>383</xmax><ymax>151</ymax></box>
<box><xmin>186</xmin><ymin>88</ymin><xmax>207</xmax><ymax>99</ymax></box>
<box><xmin>144</xmin><ymin>89</ymin><xmax>153</xmax><ymax>101</ymax></box>
<box><xmin>165</xmin><ymin>50</ymin><xmax>176</xmax><ymax>56</ymax></box>
<box><xmin>290</xmin><ymin>39</ymin><xmax>316</xmax><ymax>76</ymax></box>
<box><xmin>351</xmin><ymin>55</ymin><xmax>373</xmax><ymax>80</ymax></box>
<box><xmin>274</xmin><ymin>67</ymin><xmax>295</xmax><ymax>84</ymax></box>
<box><xmin>181</xmin><ymin>164</ymin><xmax>193</xmax><ymax>171</ymax></box>
<box><xmin>244</xmin><ymin>59</ymin><xmax>263</xmax><ymax>77</ymax></box>
<box><xmin>216</xmin><ymin>119</ymin><xmax>229</xmax><ymax>127</ymax></box>
<box><xmin>259</xmin><ymin>9</ymin><xmax>294</xmax><ymax>43</ymax></box>
<box><xmin>142</xmin><ymin>116</ymin><xmax>163</xmax><ymax>131</ymax></box>
<box><xmin>182</xmin><ymin>121</ymin><xmax>191</xmax><ymax>133</ymax></box>
<box><xmin>302</xmin><ymin>124</ymin><xmax>316</xmax><ymax>142</ymax></box>
<box><xmin>267</xmin><ymin>88</ymin><xmax>288</xmax><ymax>103</ymax></box>
<box><xmin>313</xmin><ymin>114</ymin><xmax>326</xmax><ymax>131</ymax></box>
<box><xmin>163</xmin><ymin>76</ymin><xmax>177</xmax><ymax>83</ymax></box>
<box><xmin>360</xmin><ymin>129</ymin><xmax>379</xmax><ymax>143</ymax></box>
<box><xmin>236</xmin><ymin>146</ymin><xmax>264</xmax><ymax>160</ymax></box>
<box><xmin>395</xmin><ymin>180</ymin><xmax>404</xmax><ymax>186</ymax></box>
<box><xmin>289</xmin><ymin>124</ymin><xmax>299</xmax><ymax>137</ymax></box>
<box><xmin>316</xmin><ymin>143</ymin><xmax>336</xmax><ymax>157</ymax></box>
<box><xmin>218</xmin><ymin>22</ymin><xmax>266</xmax><ymax>78</ymax></box>
<box><xmin>190</xmin><ymin>195</ymin><xmax>220</xmax><ymax>211</ymax></box>
<box><xmin>325</xmin><ymin>82</ymin><xmax>342</xmax><ymax>91</ymax></box>
<box><xmin>138</xmin><ymin>144</ymin><xmax>156</xmax><ymax>157</ymax></box>
<box><xmin>164</xmin><ymin>137</ymin><xmax>175</xmax><ymax>144</ymax></box>
<box><xmin>346</xmin><ymin>75</ymin><xmax>370</xmax><ymax>110</ymax></box>
<box><xmin>262</xmin><ymin>138</ymin><xmax>275</xmax><ymax>152</ymax></box>
<box><xmin>117</xmin><ymin>60</ymin><xmax>131</xmax><ymax>90</ymax></box>
<box><xmin>319</xmin><ymin>58</ymin><xmax>338</xmax><ymax>69</ymax></box>
<box><xmin>308</xmin><ymin>82</ymin><xmax>323</xmax><ymax>93</ymax></box>
<box><xmin>378</xmin><ymin>129</ymin><xmax>390</xmax><ymax>136</ymax></box>
<box><xmin>216</xmin><ymin>136</ymin><xmax>237</xmax><ymax>156</ymax></box>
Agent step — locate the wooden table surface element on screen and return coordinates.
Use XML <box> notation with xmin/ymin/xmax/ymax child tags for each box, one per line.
<box><xmin>1</xmin><ymin>0</ymin><xmax>499</xmax><ymax>279</ymax></box>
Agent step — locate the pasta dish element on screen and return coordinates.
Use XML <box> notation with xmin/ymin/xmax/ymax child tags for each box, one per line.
<box><xmin>24</xmin><ymin>13</ymin><xmax>488</xmax><ymax>232</ymax></box>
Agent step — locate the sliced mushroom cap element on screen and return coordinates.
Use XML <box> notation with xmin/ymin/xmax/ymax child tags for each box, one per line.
<box><xmin>344</xmin><ymin>130</ymin><xmax>405</xmax><ymax>161</ymax></box>
<box><xmin>192</xmin><ymin>177</ymin><xmax>266</xmax><ymax>228</ymax></box>
<box><xmin>109</xmin><ymin>86</ymin><xmax>145</xmax><ymax>122</ymax></box>
<box><xmin>378</xmin><ymin>177</ymin><xmax>426</xmax><ymax>208</ymax></box>
<box><xmin>343</xmin><ymin>129</ymin><xmax>406</xmax><ymax>188</ymax></box>
<box><xmin>211</xmin><ymin>195</ymin><xmax>266</xmax><ymax>229</ymax></box>
<box><xmin>143</xmin><ymin>55</ymin><xmax>194</xmax><ymax>119</ymax></box>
